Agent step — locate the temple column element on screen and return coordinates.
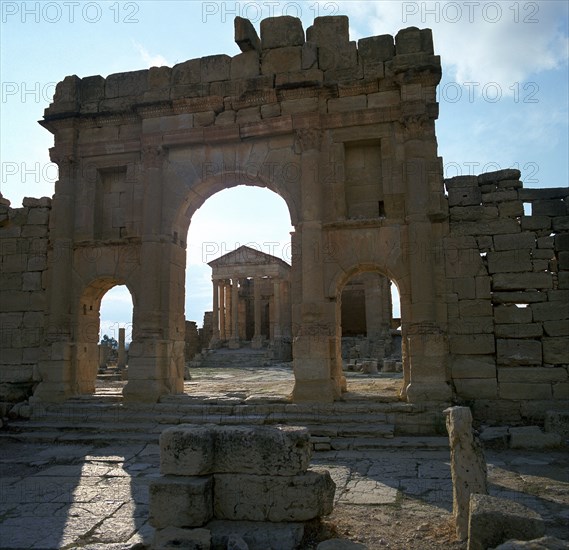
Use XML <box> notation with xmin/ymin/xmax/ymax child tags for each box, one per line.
<box><xmin>210</xmin><ymin>279</ymin><xmax>220</xmax><ymax>347</ymax></box>
<box><xmin>219</xmin><ymin>282</ymin><xmax>226</xmax><ymax>341</ymax></box>
<box><xmin>117</xmin><ymin>328</ymin><xmax>126</xmax><ymax>370</ymax></box>
<box><xmin>229</xmin><ymin>277</ymin><xmax>240</xmax><ymax>349</ymax></box>
<box><xmin>252</xmin><ymin>277</ymin><xmax>263</xmax><ymax>349</ymax></box>
<box><xmin>273</xmin><ymin>278</ymin><xmax>282</xmax><ymax>341</ymax></box>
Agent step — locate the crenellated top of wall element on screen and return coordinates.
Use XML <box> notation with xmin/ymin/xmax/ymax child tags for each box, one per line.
<box><xmin>43</xmin><ymin>16</ymin><xmax>440</xmax><ymax>122</ymax></box>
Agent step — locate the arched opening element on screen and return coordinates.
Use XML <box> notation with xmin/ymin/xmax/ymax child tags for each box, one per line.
<box><xmin>183</xmin><ymin>185</ymin><xmax>295</xmax><ymax>398</ymax></box>
<box><xmin>336</xmin><ymin>269</ymin><xmax>405</xmax><ymax>399</ymax></box>
<box><xmin>74</xmin><ymin>279</ymin><xmax>134</xmax><ymax>396</ymax></box>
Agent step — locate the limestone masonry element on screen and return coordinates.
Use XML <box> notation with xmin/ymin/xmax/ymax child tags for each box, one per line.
<box><xmin>0</xmin><ymin>15</ymin><xmax>567</xmax><ymax>425</ymax></box>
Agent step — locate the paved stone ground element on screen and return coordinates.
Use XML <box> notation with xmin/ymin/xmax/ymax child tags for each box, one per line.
<box><xmin>1</xmin><ymin>363</ymin><xmax>567</xmax><ymax>549</ymax></box>
<box><xmin>1</xmin><ymin>438</ymin><xmax>568</xmax><ymax>549</ymax></box>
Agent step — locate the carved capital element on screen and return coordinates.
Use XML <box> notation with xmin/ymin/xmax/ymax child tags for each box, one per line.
<box><xmin>400</xmin><ymin>114</ymin><xmax>429</xmax><ymax>140</ymax></box>
<box><xmin>294</xmin><ymin>128</ymin><xmax>323</xmax><ymax>153</ymax></box>
<box><xmin>142</xmin><ymin>145</ymin><xmax>164</xmax><ymax>168</ymax></box>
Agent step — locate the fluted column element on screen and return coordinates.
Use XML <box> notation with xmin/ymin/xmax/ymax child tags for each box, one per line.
<box><xmin>210</xmin><ymin>280</ymin><xmax>220</xmax><ymax>347</ymax></box>
<box><xmin>229</xmin><ymin>277</ymin><xmax>240</xmax><ymax>349</ymax></box>
<box><xmin>219</xmin><ymin>282</ymin><xmax>226</xmax><ymax>341</ymax></box>
<box><xmin>252</xmin><ymin>277</ymin><xmax>263</xmax><ymax>349</ymax></box>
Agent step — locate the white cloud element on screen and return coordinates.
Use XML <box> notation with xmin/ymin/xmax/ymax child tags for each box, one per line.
<box><xmin>341</xmin><ymin>1</ymin><xmax>568</xmax><ymax>94</ymax></box>
<box><xmin>132</xmin><ymin>40</ymin><xmax>169</xmax><ymax>68</ymax></box>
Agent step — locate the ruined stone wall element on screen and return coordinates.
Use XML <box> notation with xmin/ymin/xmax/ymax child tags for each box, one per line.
<box><xmin>0</xmin><ymin>196</ymin><xmax>51</xmax><ymax>401</ymax></box>
<box><xmin>445</xmin><ymin>169</ymin><xmax>569</xmax><ymax>423</ymax></box>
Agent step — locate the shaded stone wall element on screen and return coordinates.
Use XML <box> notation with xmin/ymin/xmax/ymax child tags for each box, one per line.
<box><xmin>0</xmin><ymin>196</ymin><xmax>51</xmax><ymax>401</ymax></box>
<box><xmin>445</xmin><ymin>170</ymin><xmax>569</xmax><ymax>423</ymax></box>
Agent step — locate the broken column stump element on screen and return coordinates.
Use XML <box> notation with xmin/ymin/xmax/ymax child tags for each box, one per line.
<box><xmin>149</xmin><ymin>424</ymin><xmax>335</xmax><ymax>550</ymax></box>
<box><xmin>444</xmin><ymin>406</ymin><xmax>488</xmax><ymax>540</ymax></box>
<box><xmin>467</xmin><ymin>494</ymin><xmax>545</xmax><ymax>550</ymax></box>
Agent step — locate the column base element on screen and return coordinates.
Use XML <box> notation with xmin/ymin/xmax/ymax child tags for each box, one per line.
<box><xmin>405</xmin><ymin>381</ymin><xmax>452</xmax><ymax>403</ymax></box>
<box><xmin>292</xmin><ymin>380</ymin><xmax>335</xmax><ymax>403</ymax></box>
<box><xmin>209</xmin><ymin>337</ymin><xmax>222</xmax><ymax>349</ymax></box>
<box><xmin>228</xmin><ymin>339</ymin><xmax>240</xmax><ymax>349</ymax></box>
<box><xmin>251</xmin><ymin>336</ymin><xmax>264</xmax><ymax>349</ymax></box>
<box><xmin>123</xmin><ymin>379</ymin><xmax>170</xmax><ymax>403</ymax></box>
<box><xmin>30</xmin><ymin>381</ymin><xmax>76</xmax><ymax>403</ymax></box>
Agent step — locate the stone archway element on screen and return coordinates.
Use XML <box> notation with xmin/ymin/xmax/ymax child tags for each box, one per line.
<box><xmin>74</xmin><ymin>278</ymin><xmax>134</xmax><ymax>395</ymax></box>
<box><xmin>35</xmin><ymin>15</ymin><xmax>450</xmax><ymax>404</ymax></box>
<box><xmin>334</xmin><ymin>266</ymin><xmax>409</xmax><ymax>399</ymax></box>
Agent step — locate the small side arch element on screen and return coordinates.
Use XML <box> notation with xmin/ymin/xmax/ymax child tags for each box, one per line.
<box><xmin>73</xmin><ymin>276</ymin><xmax>136</xmax><ymax>395</ymax></box>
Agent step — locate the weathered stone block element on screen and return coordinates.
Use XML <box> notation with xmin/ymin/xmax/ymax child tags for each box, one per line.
<box><xmin>520</xmin><ymin>215</ymin><xmax>551</xmax><ymax>231</ymax></box>
<box><xmin>260</xmin><ymin>16</ymin><xmax>304</xmax><ymax>49</ymax></box>
<box><xmin>261</xmin><ymin>46</ymin><xmax>302</xmax><ymax>74</ymax></box>
<box><xmin>320</xmin><ymin>42</ymin><xmax>358</xmax><ymax>71</ymax></box>
<box><xmin>552</xmin><ymin>216</ymin><xmax>569</xmax><ymax>231</ymax></box>
<box><xmin>448</xmin><ymin>187</ymin><xmax>482</xmax><ymax>207</ymax></box>
<box><xmin>497</xmin><ymin>339</ymin><xmax>541</xmax><ymax>366</ymax></box>
<box><xmin>358</xmin><ymin>34</ymin><xmax>395</xmax><ymax>62</ymax></box>
<box><xmin>542</xmin><ymin>337</ymin><xmax>569</xmax><ymax>364</ymax></box>
<box><xmin>149</xmin><ymin>476</ymin><xmax>213</xmax><ymax>529</ymax></box>
<box><xmin>395</xmin><ymin>27</ymin><xmax>433</xmax><ymax>54</ymax></box>
<box><xmin>500</xmin><ymin>383</ymin><xmax>552</xmax><ymax>400</ymax></box>
<box><xmin>207</xmin><ymin>520</ymin><xmax>304</xmax><ymax>550</ymax></box>
<box><xmin>543</xmin><ymin>320</ymin><xmax>569</xmax><ymax>337</ymax></box>
<box><xmin>544</xmin><ymin>410</ymin><xmax>569</xmax><ymax>437</ymax></box>
<box><xmin>172</xmin><ymin>59</ymin><xmax>201</xmax><ymax>85</ymax></box>
<box><xmin>531</xmin><ymin>302</ymin><xmax>568</xmax><ymax>322</ymax></box>
<box><xmin>445</xmin><ymin>175</ymin><xmax>479</xmax><ymax>189</ymax></box>
<box><xmin>230</xmin><ymin>51</ymin><xmax>259</xmax><ymax>80</ymax></box>
<box><xmin>532</xmin><ymin>200</ymin><xmax>566</xmax><ymax>217</ymax></box>
<box><xmin>367</xmin><ymin>90</ymin><xmax>400</xmax><ymax>109</ymax></box>
<box><xmin>235</xmin><ymin>16</ymin><xmax>261</xmax><ymax>53</ymax></box>
<box><xmin>494</xmin><ymin>305</ymin><xmax>532</xmax><ymax>324</ymax></box>
<box><xmin>488</xmin><ymin>250</ymin><xmax>532</xmax><ymax>273</ymax></box>
<box><xmin>201</xmin><ymin>55</ymin><xmax>231</xmax><ymax>83</ymax></box>
<box><xmin>450</xmin><ymin>206</ymin><xmax>498</xmax><ymax>223</ymax></box>
<box><xmin>497</xmin><ymin>367</ymin><xmax>567</xmax><ymax>383</ymax></box>
<box><xmin>153</xmin><ymin>526</ymin><xmax>211</xmax><ymax>550</ymax></box>
<box><xmin>445</xmin><ymin>407</ymin><xmax>487</xmax><ymax>540</ymax></box>
<box><xmin>477</xmin><ymin>169</ymin><xmax>521</xmax><ymax>184</ymax></box>
<box><xmin>161</xmin><ymin>425</ymin><xmax>312</xmax><ymax>476</ymax></box>
<box><xmin>450</xmin><ymin>335</ymin><xmax>495</xmax><ymax>355</ymax></box>
<box><xmin>160</xmin><ymin>425</ymin><xmax>215</xmax><ymax>476</ymax></box>
<box><xmin>493</xmin><ymin>232</ymin><xmax>536</xmax><ymax>251</ymax></box>
<box><xmin>467</xmin><ymin>494</ymin><xmax>545</xmax><ymax>550</ymax></box>
<box><xmin>451</xmin><ymin>355</ymin><xmax>496</xmax><ymax>379</ymax></box>
<box><xmin>212</xmin><ymin>425</ymin><xmax>311</xmax><ymax>475</ymax></box>
<box><xmin>327</xmin><ymin>95</ymin><xmax>366</xmax><ymax>113</ymax></box>
<box><xmin>453</xmin><ymin>277</ymin><xmax>476</xmax><ymax>299</ymax></box>
<box><xmin>213</xmin><ymin>470</ymin><xmax>335</xmax><ymax>522</ymax></box>
<box><xmin>494</xmin><ymin>323</ymin><xmax>543</xmax><ymax>339</ymax></box>
<box><xmin>454</xmin><ymin>379</ymin><xmax>498</xmax><ymax>399</ymax></box>
<box><xmin>105</xmin><ymin>69</ymin><xmax>148</xmax><ymax>98</ymax></box>
<box><xmin>306</xmin><ymin>16</ymin><xmax>350</xmax><ymax>47</ymax></box>
<box><xmin>509</xmin><ymin>426</ymin><xmax>562</xmax><ymax>448</ymax></box>
<box><xmin>493</xmin><ymin>273</ymin><xmax>553</xmax><ymax>291</ymax></box>
<box><xmin>458</xmin><ymin>300</ymin><xmax>492</xmax><ymax>317</ymax></box>
<box><xmin>498</xmin><ymin>201</ymin><xmax>524</xmax><ymax>217</ymax></box>
<box><xmin>491</xmin><ymin>291</ymin><xmax>546</xmax><ymax>304</ymax></box>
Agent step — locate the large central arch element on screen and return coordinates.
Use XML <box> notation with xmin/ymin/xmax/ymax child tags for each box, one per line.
<box><xmin>34</xmin><ymin>16</ymin><xmax>451</xmax><ymax>404</ymax></box>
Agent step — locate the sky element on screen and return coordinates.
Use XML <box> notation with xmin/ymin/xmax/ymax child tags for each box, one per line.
<box><xmin>1</xmin><ymin>0</ymin><xmax>568</xmax><ymax>341</ymax></box>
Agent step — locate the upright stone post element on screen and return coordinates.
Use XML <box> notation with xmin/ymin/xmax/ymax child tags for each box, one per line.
<box><xmin>229</xmin><ymin>278</ymin><xmax>240</xmax><ymax>349</ymax></box>
<box><xmin>117</xmin><ymin>328</ymin><xmax>126</xmax><ymax>370</ymax></box>
<box><xmin>210</xmin><ymin>280</ymin><xmax>220</xmax><ymax>347</ymax></box>
<box><xmin>444</xmin><ymin>406</ymin><xmax>488</xmax><ymax>541</ymax></box>
<box><xmin>219</xmin><ymin>282</ymin><xmax>226</xmax><ymax>341</ymax></box>
<box><xmin>252</xmin><ymin>277</ymin><xmax>263</xmax><ymax>349</ymax></box>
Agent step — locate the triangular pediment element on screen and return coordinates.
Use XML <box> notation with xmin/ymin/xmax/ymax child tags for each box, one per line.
<box><xmin>208</xmin><ymin>245</ymin><xmax>290</xmax><ymax>269</ymax></box>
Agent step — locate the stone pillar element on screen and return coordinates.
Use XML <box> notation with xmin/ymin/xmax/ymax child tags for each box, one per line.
<box><xmin>229</xmin><ymin>278</ymin><xmax>240</xmax><ymax>349</ymax></box>
<box><xmin>272</xmin><ymin>278</ymin><xmax>282</xmax><ymax>341</ymax></box>
<box><xmin>117</xmin><ymin>328</ymin><xmax>126</xmax><ymax>370</ymax></box>
<box><xmin>210</xmin><ymin>280</ymin><xmax>220</xmax><ymax>347</ymax></box>
<box><xmin>219</xmin><ymin>282</ymin><xmax>226</xmax><ymax>341</ymax></box>
<box><xmin>123</xmin><ymin>144</ymin><xmax>185</xmax><ymax>402</ymax></box>
<box><xmin>291</xmin><ymin>128</ymin><xmax>339</xmax><ymax>403</ymax></box>
<box><xmin>444</xmin><ymin>406</ymin><xmax>488</xmax><ymax>541</ymax></box>
<box><xmin>252</xmin><ymin>277</ymin><xmax>263</xmax><ymax>349</ymax></box>
<box><xmin>99</xmin><ymin>344</ymin><xmax>109</xmax><ymax>369</ymax></box>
